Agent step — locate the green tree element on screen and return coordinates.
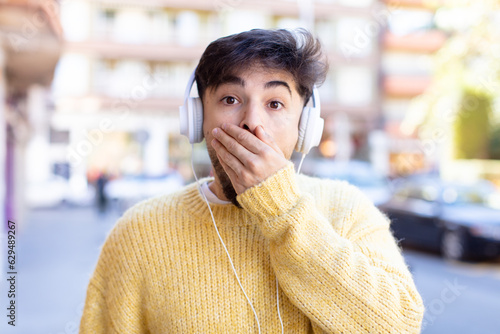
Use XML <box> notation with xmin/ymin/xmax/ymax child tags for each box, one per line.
<box><xmin>453</xmin><ymin>89</ymin><xmax>491</xmax><ymax>159</ymax></box>
<box><xmin>490</xmin><ymin>126</ymin><xmax>500</xmax><ymax>159</ymax></box>
<box><xmin>402</xmin><ymin>0</ymin><xmax>500</xmax><ymax>160</ymax></box>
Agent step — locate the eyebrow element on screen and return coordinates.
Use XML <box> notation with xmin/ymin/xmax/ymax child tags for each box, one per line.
<box><xmin>220</xmin><ymin>75</ymin><xmax>245</xmax><ymax>87</ymax></box>
<box><xmin>219</xmin><ymin>76</ymin><xmax>293</xmax><ymax>97</ymax></box>
<box><xmin>264</xmin><ymin>80</ymin><xmax>292</xmax><ymax>96</ymax></box>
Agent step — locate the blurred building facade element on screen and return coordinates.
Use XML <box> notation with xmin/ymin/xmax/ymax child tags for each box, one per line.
<box><xmin>50</xmin><ymin>0</ymin><xmax>385</xmax><ymax>189</ymax></box>
<box><xmin>13</xmin><ymin>0</ymin><xmax>456</xmax><ymax>215</ymax></box>
<box><xmin>0</xmin><ymin>0</ymin><xmax>62</xmax><ymax>227</ymax></box>
<box><xmin>1</xmin><ymin>0</ymin><xmax>456</xmax><ymax>218</ymax></box>
<box><xmin>381</xmin><ymin>0</ymin><xmax>447</xmax><ymax>176</ymax></box>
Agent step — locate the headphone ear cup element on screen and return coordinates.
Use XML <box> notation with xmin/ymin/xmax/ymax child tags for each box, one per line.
<box><xmin>295</xmin><ymin>106</ymin><xmax>310</xmax><ymax>153</ymax></box>
<box><xmin>179</xmin><ymin>103</ymin><xmax>189</xmax><ymax>140</ymax></box>
<box><xmin>191</xmin><ymin>97</ymin><xmax>204</xmax><ymax>143</ymax></box>
<box><xmin>182</xmin><ymin>97</ymin><xmax>204</xmax><ymax>144</ymax></box>
<box><xmin>295</xmin><ymin>106</ymin><xmax>324</xmax><ymax>154</ymax></box>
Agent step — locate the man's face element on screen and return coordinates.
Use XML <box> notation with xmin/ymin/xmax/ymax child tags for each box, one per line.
<box><xmin>202</xmin><ymin>66</ymin><xmax>304</xmax><ymax>205</ymax></box>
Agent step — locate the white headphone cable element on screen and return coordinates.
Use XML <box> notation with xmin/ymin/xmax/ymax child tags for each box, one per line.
<box><xmin>190</xmin><ymin>145</ymin><xmax>262</xmax><ymax>334</ymax></box>
<box><xmin>297</xmin><ymin>153</ymin><xmax>306</xmax><ymax>174</ymax></box>
<box><xmin>190</xmin><ymin>146</ymin><xmax>303</xmax><ymax>334</ymax></box>
<box><xmin>276</xmin><ymin>277</ymin><xmax>284</xmax><ymax>333</ymax></box>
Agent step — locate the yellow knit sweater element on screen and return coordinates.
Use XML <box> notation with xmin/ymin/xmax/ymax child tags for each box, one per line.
<box><xmin>80</xmin><ymin>164</ymin><xmax>424</xmax><ymax>333</ymax></box>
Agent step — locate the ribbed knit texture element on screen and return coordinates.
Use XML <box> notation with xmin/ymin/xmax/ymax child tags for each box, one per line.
<box><xmin>79</xmin><ymin>164</ymin><xmax>424</xmax><ymax>333</ymax></box>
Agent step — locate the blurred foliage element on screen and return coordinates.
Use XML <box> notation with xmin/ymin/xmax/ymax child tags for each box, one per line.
<box><xmin>402</xmin><ymin>0</ymin><xmax>500</xmax><ymax>160</ymax></box>
<box><xmin>490</xmin><ymin>126</ymin><xmax>500</xmax><ymax>159</ymax></box>
<box><xmin>453</xmin><ymin>89</ymin><xmax>491</xmax><ymax>159</ymax></box>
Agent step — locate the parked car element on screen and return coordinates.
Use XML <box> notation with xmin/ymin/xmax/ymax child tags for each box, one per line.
<box><xmin>26</xmin><ymin>175</ymin><xmax>95</xmax><ymax>208</ymax></box>
<box><xmin>105</xmin><ymin>172</ymin><xmax>184</xmax><ymax>212</ymax></box>
<box><xmin>26</xmin><ymin>175</ymin><xmax>70</xmax><ymax>208</ymax></box>
<box><xmin>379</xmin><ymin>175</ymin><xmax>500</xmax><ymax>261</ymax></box>
<box><xmin>303</xmin><ymin>159</ymin><xmax>391</xmax><ymax>206</ymax></box>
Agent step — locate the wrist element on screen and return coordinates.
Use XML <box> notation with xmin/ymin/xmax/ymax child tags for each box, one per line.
<box><xmin>237</xmin><ymin>163</ymin><xmax>301</xmax><ymax>236</ymax></box>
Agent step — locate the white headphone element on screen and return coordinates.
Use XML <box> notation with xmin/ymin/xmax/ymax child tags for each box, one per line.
<box><xmin>179</xmin><ymin>69</ymin><xmax>324</xmax><ymax>154</ymax></box>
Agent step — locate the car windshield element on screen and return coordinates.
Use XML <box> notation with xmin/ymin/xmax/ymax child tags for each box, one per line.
<box><xmin>316</xmin><ymin>161</ymin><xmax>386</xmax><ymax>188</ymax></box>
<box><xmin>442</xmin><ymin>184</ymin><xmax>500</xmax><ymax>209</ymax></box>
<box><xmin>392</xmin><ymin>178</ymin><xmax>500</xmax><ymax>210</ymax></box>
<box><xmin>333</xmin><ymin>173</ymin><xmax>386</xmax><ymax>187</ymax></box>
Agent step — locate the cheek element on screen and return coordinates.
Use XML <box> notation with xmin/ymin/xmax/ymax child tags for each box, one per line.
<box><xmin>273</xmin><ymin>117</ymin><xmax>300</xmax><ymax>154</ymax></box>
<box><xmin>202</xmin><ymin>116</ymin><xmax>216</xmax><ymax>149</ymax></box>
<box><xmin>202</xmin><ymin>123</ymin><xmax>212</xmax><ymax>140</ymax></box>
<box><xmin>203</xmin><ymin>125</ymin><xmax>219</xmax><ymax>152</ymax></box>
<box><xmin>202</xmin><ymin>109</ymin><xmax>219</xmax><ymax>142</ymax></box>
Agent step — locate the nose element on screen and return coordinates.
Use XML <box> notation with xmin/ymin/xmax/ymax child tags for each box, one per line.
<box><xmin>239</xmin><ymin>102</ymin><xmax>263</xmax><ymax>134</ymax></box>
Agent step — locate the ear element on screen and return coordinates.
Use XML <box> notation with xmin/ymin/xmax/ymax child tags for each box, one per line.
<box><xmin>295</xmin><ymin>86</ymin><xmax>323</xmax><ymax>154</ymax></box>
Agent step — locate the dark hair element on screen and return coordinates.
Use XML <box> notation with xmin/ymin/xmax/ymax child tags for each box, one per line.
<box><xmin>195</xmin><ymin>28</ymin><xmax>328</xmax><ymax>106</ymax></box>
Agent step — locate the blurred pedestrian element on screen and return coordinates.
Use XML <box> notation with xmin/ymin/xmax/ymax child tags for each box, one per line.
<box><xmin>95</xmin><ymin>171</ymin><xmax>108</xmax><ymax>213</ymax></box>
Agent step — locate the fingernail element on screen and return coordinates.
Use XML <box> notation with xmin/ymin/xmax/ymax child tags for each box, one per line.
<box><xmin>212</xmin><ymin>128</ymin><xmax>218</xmax><ymax>135</ymax></box>
<box><xmin>221</xmin><ymin>123</ymin><xmax>227</xmax><ymax>130</ymax></box>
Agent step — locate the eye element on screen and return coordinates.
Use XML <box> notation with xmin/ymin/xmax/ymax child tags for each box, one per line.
<box><xmin>221</xmin><ymin>96</ymin><xmax>238</xmax><ymax>105</ymax></box>
<box><xmin>268</xmin><ymin>101</ymin><xmax>283</xmax><ymax>110</ymax></box>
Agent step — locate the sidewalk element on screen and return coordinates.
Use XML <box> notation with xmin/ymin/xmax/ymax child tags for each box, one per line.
<box><xmin>1</xmin><ymin>205</ymin><xmax>121</xmax><ymax>334</ymax></box>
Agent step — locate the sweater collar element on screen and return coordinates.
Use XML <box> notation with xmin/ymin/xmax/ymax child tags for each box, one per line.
<box><xmin>180</xmin><ymin>173</ymin><xmax>314</xmax><ymax>227</ymax></box>
<box><xmin>200</xmin><ymin>181</ymin><xmax>232</xmax><ymax>205</ymax></box>
<box><xmin>181</xmin><ymin>178</ymin><xmax>254</xmax><ymax>227</ymax></box>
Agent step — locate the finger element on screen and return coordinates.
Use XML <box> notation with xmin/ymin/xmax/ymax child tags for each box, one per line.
<box><xmin>216</xmin><ymin>152</ymin><xmax>244</xmax><ymax>193</ymax></box>
<box><xmin>217</xmin><ymin>152</ymin><xmax>239</xmax><ymax>181</ymax></box>
<box><xmin>212</xmin><ymin>127</ymin><xmax>257</xmax><ymax>164</ymax></box>
<box><xmin>255</xmin><ymin>125</ymin><xmax>282</xmax><ymax>154</ymax></box>
<box><xmin>219</xmin><ymin>123</ymin><xmax>264</xmax><ymax>154</ymax></box>
<box><xmin>211</xmin><ymin>138</ymin><xmax>245</xmax><ymax>176</ymax></box>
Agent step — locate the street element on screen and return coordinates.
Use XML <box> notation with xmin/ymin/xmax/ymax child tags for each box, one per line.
<box><xmin>405</xmin><ymin>249</ymin><xmax>500</xmax><ymax>333</ymax></box>
<box><xmin>1</xmin><ymin>205</ymin><xmax>500</xmax><ymax>334</ymax></box>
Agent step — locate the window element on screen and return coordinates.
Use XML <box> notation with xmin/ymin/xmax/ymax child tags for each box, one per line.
<box><xmin>175</xmin><ymin>11</ymin><xmax>200</xmax><ymax>46</ymax></box>
<box><xmin>336</xmin><ymin>66</ymin><xmax>374</xmax><ymax>106</ymax></box>
<box><xmin>336</xmin><ymin>17</ymin><xmax>375</xmax><ymax>58</ymax></box>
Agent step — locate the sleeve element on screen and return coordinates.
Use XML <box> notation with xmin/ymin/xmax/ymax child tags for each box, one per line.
<box><xmin>79</xmin><ymin>215</ymin><xmax>149</xmax><ymax>334</ymax></box>
<box><xmin>237</xmin><ymin>164</ymin><xmax>425</xmax><ymax>334</ymax></box>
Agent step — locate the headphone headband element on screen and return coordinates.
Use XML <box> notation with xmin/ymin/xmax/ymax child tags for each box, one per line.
<box><xmin>310</xmin><ymin>84</ymin><xmax>320</xmax><ymax>110</ymax></box>
<box><xmin>184</xmin><ymin>70</ymin><xmax>197</xmax><ymax>105</ymax></box>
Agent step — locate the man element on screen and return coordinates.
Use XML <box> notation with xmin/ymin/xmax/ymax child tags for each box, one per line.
<box><xmin>80</xmin><ymin>29</ymin><xmax>424</xmax><ymax>333</ymax></box>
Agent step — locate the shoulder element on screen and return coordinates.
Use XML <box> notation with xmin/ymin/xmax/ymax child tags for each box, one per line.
<box><xmin>104</xmin><ymin>182</ymin><xmax>198</xmax><ymax>246</ymax></box>
<box><xmin>297</xmin><ymin>173</ymin><xmax>367</xmax><ymax>204</ymax></box>
<box><xmin>124</xmin><ymin>179</ymin><xmax>203</xmax><ymax>218</ymax></box>
<box><xmin>296</xmin><ymin>173</ymin><xmax>390</xmax><ymax>235</ymax></box>
<box><xmin>93</xmin><ymin>183</ymin><xmax>199</xmax><ymax>280</ymax></box>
